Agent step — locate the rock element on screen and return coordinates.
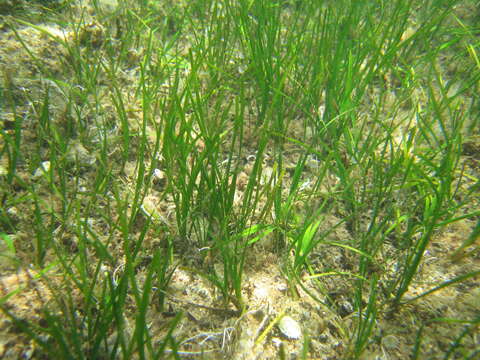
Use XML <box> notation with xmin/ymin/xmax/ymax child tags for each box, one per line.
<box><xmin>278</xmin><ymin>316</ymin><xmax>302</xmax><ymax>340</ymax></box>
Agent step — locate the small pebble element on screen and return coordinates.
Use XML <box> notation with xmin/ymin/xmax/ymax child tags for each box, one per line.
<box><xmin>152</xmin><ymin>168</ymin><xmax>167</xmax><ymax>189</ymax></box>
<box><xmin>382</xmin><ymin>334</ymin><xmax>399</xmax><ymax>350</ymax></box>
<box><xmin>278</xmin><ymin>316</ymin><xmax>302</xmax><ymax>340</ymax></box>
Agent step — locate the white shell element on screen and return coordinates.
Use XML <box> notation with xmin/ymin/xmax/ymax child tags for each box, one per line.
<box><xmin>33</xmin><ymin>161</ymin><xmax>51</xmax><ymax>178</ymax></box>
<box><xmin>278</xmin><ymin>316</ymin><xmax>302</xmax><ymax>340</ymax></box>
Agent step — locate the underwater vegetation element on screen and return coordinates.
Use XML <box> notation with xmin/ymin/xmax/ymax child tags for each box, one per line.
<box><xmin>0</xmin><ymin>0</ymin><xmax>479</xmax><ymax>358</ymax></box>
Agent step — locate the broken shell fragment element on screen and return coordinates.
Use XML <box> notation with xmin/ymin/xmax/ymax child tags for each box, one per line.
<box><xmin>33</xmin><ymin>161</ymin><xmax>51</xmax><ymax>179</ymax></box>
<box><xmin>278</xmin><ymin>316</ymin><xmax>302</xmax><ymax>340</ymax></box>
